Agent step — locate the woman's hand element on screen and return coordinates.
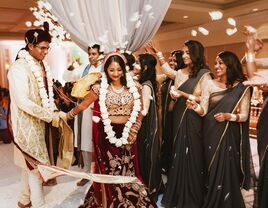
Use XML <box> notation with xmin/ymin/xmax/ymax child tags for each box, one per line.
<box><xmin>146</xmin><ymin>41</ymin><xmax>159</xmax><ymax>54</ymax></box>
<box><xmin>128</xmin><ymin>120</ymin><xmax>142</xmax><ymax>144</ymax></box>
<box><xmin>186</xmin><ymin>99</ymin><xmax>197</xmax><ymax>110</ymax></box>
<box><xmin>244</xmin><ymin>26</ymin><xmax>263</xmax><ymax>52</ymax></box>
<box><xmin>214</xmin><ymin>112</ymin><xmax>229</xmax><ymax>122</ymax></box>
<box><xmin>169</xmin><ymin>86</ymin><xmax>181</xmax><ymax>99</ymax></box>
<box><xmin>128</xmin><ymin>131</ymin><xmax>137</xmax><ymax>145</ymax></box>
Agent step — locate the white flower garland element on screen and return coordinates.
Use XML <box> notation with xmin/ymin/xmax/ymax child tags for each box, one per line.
<box><xmin>99</xmin><ymin>72</ymin><xmax>141</xmax><ymax>147</ymax></box>
<box><xmin>18</xmin><ymin>49</ymin><xmax>54</xmax><ymax>111</ymax></box>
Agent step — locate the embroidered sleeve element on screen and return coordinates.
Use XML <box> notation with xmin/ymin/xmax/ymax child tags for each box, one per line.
<box><xmin>161</xmin><ymin>62</ymin><xmax>176</xmax><ymax>80</ymax></box>
<box><xmin>141</xmin><ymin>85</ymin><xmax>152</xmax><ymax>116</ymax></box>
<box><xmin>194</xmin><ymin>72</ymin><xmax>212</xmax><ymax>96</ymax></box>
<box><xmin>174</xmin><ymin>70</ymin><xmax>189</xmax><ymax>89</ymax></box>
<box><xmin>156</xmin><ymin>74</ymin><xmax>167</xmax><ymax>84</ymax></box>
<box><xmin>8</xmin><ymin>64</ymin><xmax>53</xmax><ymax>123</ymax></box>
<box><xmin>235</xmin><ymin>88</ymin><xmax>251</xmax><ymax>122</ymax></box>
<box><xmin>199</xmin><ymin>79</ymin><xmax>213</xmax><ymax>116</ymax></box>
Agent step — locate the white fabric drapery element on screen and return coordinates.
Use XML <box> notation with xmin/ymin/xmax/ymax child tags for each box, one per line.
<box><xmin>46</xmin><ymin>0</ymin><xmax>171</xmax><ymax>53</ymax></box>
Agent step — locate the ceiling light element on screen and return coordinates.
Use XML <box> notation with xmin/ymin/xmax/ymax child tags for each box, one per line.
<box><xmin>191</xmin><ymin>29</ymin><xmax>197</xmax><ymax>37</ymax></box>
<box><xmin>226</xmin><ymin>27</ymin><xmax>237</xmax><ymax>36</ymax></box>
<box><xmin>183</xmin><ymin>16</ymin><xmax>189</xmax><ymax>19</ymax></box>
<box><xmin>252</xmin><ymin>8</ymin><xmax>258</xmax><ymax>12</ymax></box>
<box><xmin>209</xmin><ymin>11</ymin><xmax>223</xmax><ymax>20</ymax></box>
<box><xmin>227</xmin><ymin>18</ymin><xmax>236</xmax><ymax>26</ymax></box>
<box><xmin>198</xmin><ymin>27</ymin><xmax>209</xmax><ymax>35</ymax></box>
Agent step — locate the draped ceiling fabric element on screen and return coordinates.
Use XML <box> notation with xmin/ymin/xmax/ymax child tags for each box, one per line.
<box><xmin>46</xmin><ymin>0</ymin><xmax>171</xmax><ymax>53</ymax></box>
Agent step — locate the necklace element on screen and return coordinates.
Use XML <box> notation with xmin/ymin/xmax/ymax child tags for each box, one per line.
<box><xmin>99</xmin><ymin>72</ymin><xmax>141</xmax><ymax>147</ymax></box>
<box><xmin>110</xmin><ymin>84</ymin><xmax>125</xmax><ymax>94</ymax></box>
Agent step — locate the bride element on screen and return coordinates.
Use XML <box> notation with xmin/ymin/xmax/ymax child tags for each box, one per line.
<box><xmin>66</xmin><ymin>52</ymin><xmax>157</xmax><ymax>207</ymax></box>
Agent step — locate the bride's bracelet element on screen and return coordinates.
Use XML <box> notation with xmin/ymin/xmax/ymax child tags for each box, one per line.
<box><xmin>66</xmin><ymin>109</ymin><xmax>76</xmax><ymax>120</ymax></box>
<box><xmin>130</xmin><ymin>121</ymin><xmax>142</xmax><ymax>133</ymax></box>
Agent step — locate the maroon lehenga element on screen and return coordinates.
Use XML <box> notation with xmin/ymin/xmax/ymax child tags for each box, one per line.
<box><xmin>80</xmin><ymin>102</ymin><xmax>156</xmax><ymax>207</ymax></box>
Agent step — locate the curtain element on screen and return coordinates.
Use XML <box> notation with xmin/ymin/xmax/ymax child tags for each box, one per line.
<box><xmin>46</xmin><ymin>0</ymin><xmax>171</xmax><ymax>53</ymax></box>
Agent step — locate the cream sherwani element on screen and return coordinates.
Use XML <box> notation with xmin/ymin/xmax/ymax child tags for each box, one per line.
<box><xmin>8</xmin><ymin>56</ymin><xmax>57</xmax><ymax>208</ymax></box>
<box><xmin>8</xmin><ymin>58</ymin><xmax>56</xmax><ymax>168</ymax></box>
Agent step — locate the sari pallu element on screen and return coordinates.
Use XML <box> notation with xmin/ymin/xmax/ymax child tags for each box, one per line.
<box><xmin>202</xmin><ymin>83</ymin><xmax>252</xmax><ymax>208</ymax></box>
<box><xmin>160</xmin><ymin>78</ymin><xmax>175</xmax><ymax>174</ymax></box>
<box><xmin>80</xmin><ymin>122</ymin><xmax>157</xmax><ymax>208</ymax></box>
<box><xmin>162</xmin><ymin>68</ymin><xmax>210</xmax><ymax>208</ymax></box>
<box><xmin>138</xmin><ymin>81</ymin><xmax>163</xmax><ymax>198</ymax></box>
<box><xmin>256</xmin><ymin>92</ymin><xmax>268</xmax><ymax>208</ymax></box>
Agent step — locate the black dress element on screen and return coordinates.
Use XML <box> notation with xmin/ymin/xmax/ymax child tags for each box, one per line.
<box><xmin>161</xmin><ymin>69</ymin><xmax>210</xmax><ymax>208</ymax></box>
<box><xmin>160</xmin><ymin>78</ymin><xmax>175</xmax><ymax>174</ymax></box>
<box><xmin>256</xmin><ymin>92</ymin><xmax>268</xmax><ymax>208</ymax></box>
<box><xmin>138</xmin><ymin>80</ymin><xmax>163</xmax><ymax>198</ymax></box>
<box><xmin>202</xmin><ymin>83</ymin><xmax>252</xmax><ymax>208</ymax></box>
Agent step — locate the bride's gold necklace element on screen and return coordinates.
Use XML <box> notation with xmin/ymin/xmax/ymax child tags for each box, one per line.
<box><xmin>110</xmin><ymin>83</ymin><xmax>125</xmax><ymax>94</ymax></box>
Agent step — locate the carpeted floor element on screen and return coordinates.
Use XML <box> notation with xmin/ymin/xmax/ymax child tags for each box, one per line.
<box><xmin>0</xmin><ymin>140</ymin><xmax>258</xmax><ymax>207</ymax></box>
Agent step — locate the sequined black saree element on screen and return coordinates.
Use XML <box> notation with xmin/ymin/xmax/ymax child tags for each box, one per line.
<box><xmin>162</xmin><ymin>69</ymin><xmax>210</xmax><ymax>208</ymax></box>
<box><xmin>202</xmin><ymin>83</ymin><xmax>252</xmax><ymax>208</ymax></box>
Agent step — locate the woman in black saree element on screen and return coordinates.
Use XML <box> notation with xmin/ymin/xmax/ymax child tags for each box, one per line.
<box><xmin>137</xmin><ymin>53</ymin><xmax>163</xmax><ymax>198</ymax></box>
<box><xmin>160</xmin><ymin>50</ymin><xmax>187</xmax><ymax>174</ymax></box>
<box><xmin>148</xmin><ymin>40</ymin><xmax>212</xmax><ymax>207</ymax></box>
<box><xmin>187</xmin><ymin>51</ymin><xmax>252</xmax><ymax>208</ymax></box>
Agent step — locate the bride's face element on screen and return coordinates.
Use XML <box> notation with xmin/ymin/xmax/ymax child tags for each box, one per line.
<box><xmin>107</xmin><ymin>61</ymin><xmax>124</xmax><ymax>83</ymax></box>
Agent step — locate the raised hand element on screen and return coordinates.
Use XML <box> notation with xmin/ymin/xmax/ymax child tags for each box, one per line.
<box><xmin>146</xmin><ymin>41</ymin><xmax>159</xmax><ymax>54</ymax></box>
<box><xmin>244</xmin><ymin>25</ymin><xmax>263</xmax><ymax>52</ymax></box>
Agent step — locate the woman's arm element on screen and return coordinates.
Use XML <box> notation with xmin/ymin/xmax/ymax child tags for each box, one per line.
<box><xmin>67</xmin><ymin>86</ymin><xmax>99</xmax><ymax>119</ymax></box>
<box><xmin>146</xmin><ymin>41</ymin><xmax>176</xmax><ymax>80</ymax></box>
<box><xmin>175</xmin><ymin>73</ymin><xmax>212</xmax><ymax>103</ymax></box>
<box><xmin>214</xmin><ymin>88</ymin><xmax>251</xmax><ymax>122</ymax></box>
<box><xmin>186</xmin><ymin>79</ymin><xmax>212</xmax><ymax>116</ymax></box>
<box><xmin>140</xmin><ymin>85</ymin><xmax>152</xmax><ymax>116</ymax></box>
<box><xmin>128</xmin><ymin>87</ymin><xmax>144</xmax><ymax>144</ymax></box>
<box><xmin>243</xmin><ymin>26</ymin><xmax>263</xmax><ymax>79</ymax></box>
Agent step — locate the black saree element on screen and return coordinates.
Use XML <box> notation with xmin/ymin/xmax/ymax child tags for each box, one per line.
<box><xmin>256</xmin><ymin>92</ymin><xmax>268</xmax><ymax>208</ymax></box>
<box><xmin>161</xmin><ymin>68</ymin><xmax>210</xmax><ymax>208</ymax></box>
<box><xmin>160</xmin><ymin>78</ymin><xmax>175</xmax><ymax>174</ymax></box>
<box><xmin>202</xmin><ymin>83</ymin><xmax>252</xmax><ymax>208</ymax></box>
<box><xmin>138</xmin><ymin>80</ymin><xmax>163</xmax><ymax>198</ymax></box>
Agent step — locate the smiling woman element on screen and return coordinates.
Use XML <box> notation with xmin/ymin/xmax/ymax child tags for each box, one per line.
<box><xmin>187</xmin><ymin>51</ymin><xmax>253</xmax><ymax>208</ymax></box>
<box><xmin>66</xmin><ymin>53</ymin><xmax>157</xmax><ymax>207</ymax></box>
